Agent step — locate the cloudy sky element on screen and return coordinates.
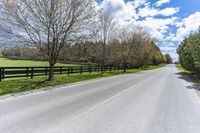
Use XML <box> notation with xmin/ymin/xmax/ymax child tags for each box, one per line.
<box><xmin>96</xmin><ymin>0</ymin><xmax>200</xmax><ymax>61</ymax></box>
<box><xmin>1</xmin><ymin>0</ymin><xmax>200</xmax><ymax>61</ymax></box>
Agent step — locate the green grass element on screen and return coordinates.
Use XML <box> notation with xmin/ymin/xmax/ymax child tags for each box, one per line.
<box><xmin>0</xmin><ymin>64</ymin><xmax>165</xmax><ymax>96</ymax></box>
<box><xmin>176</xmin><ymin>64</ymin><xmax>200</xmax><ymax>84</ymax></box>
<box><xmin>176</xmin><ymin>64</ymin><xmax>189</xmax><ymax>73</ymax></box>
<box><xmin>0</xmin><ymin>58</ymin><xmax>76</xmax><ymax>67</ymax></box>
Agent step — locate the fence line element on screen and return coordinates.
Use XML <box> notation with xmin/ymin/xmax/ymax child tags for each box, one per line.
<box><xmin>0</xmin><ymin>65</ymin><xmax>128</xmax><ymax>81</ymax></box>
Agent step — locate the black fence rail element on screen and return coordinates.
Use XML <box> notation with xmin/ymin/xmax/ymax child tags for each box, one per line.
<box><xmin>0</xmin><ymin>65</ymin><xmax>124</xmax><ymax>81</ymax></box>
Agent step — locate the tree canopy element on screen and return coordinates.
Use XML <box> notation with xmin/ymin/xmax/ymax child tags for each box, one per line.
<box><xmin>177</xmin><ymin>29</ymin><xmax>200</xmax><ymax>73</ymax></box>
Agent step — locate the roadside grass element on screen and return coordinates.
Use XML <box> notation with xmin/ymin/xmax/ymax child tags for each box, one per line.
<box><xmin>0</xmin><ymin>64</ymin><xmax>165</xmax><ymax>96</ymax></box>
<box><xmin>176</xmin><ymin>64</ymin><xmax>200</xmax><ymax>84</ymax></box>
<box><xmin>176</xmin><ymin>64</ymin><xmax>189</xmax><ymax>73</ymax></box>
<box><xmin>0</xmin><ymin>58</ymin><xmax>77</xmax><ymax>67</ymax></box>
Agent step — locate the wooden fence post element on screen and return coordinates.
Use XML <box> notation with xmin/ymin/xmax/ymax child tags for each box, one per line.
<box><xmin>97</xmin><ymin>65</ymin><xmax>100</xmax><ymax>73</ymax></box>
<box><xmin>94</xmin><ymin>66</ymin><xmax>97</xmax><ymax>72</ymax></box>
<box><xmin>71</xmin><ymin>67</ymin><xmax>73</xmax><ymax>73</ymax></box>
<box><xmin>68</xmin><ymin>67</ymin><xmax>70</xmax><ymax>76</ymax></box>
<box><xmin>0</xmin><ymin>68</ymin><xmax>2</xmax><ymax>82</ymax></box>
<box><xmin>26</xmin><ymin>68</ymin><xmax>29</xmax><ymax>77</ymax></box>
<box><xmin>45</xmin><ymin>68</ymin><xmax>48</xmax><ymax>76</ymax></box>
<box><xmin>60</xmin><ymin>67</ymin><xmax>62</xmax><ymax>74</ymax></box>
<box><xmin>89</xmin><ymin>65</ymin><xmax>92</xmax><ymax>74</ymax></box>
<box><xmin>31</xmin><ymin>67</ymin><xmax>33</xmax><ymax>79</ymax></box>
<box><xmin>0</xmin><ymin>68</ymin><xmax>4</xmax><ymax>81</ymax></box>
<box><xmin>2</xmin><ymin>68</ymin><xmax>5</xmax><ymax>80</ymax></box>
<box><xmin>80</xmin><ymin>66</ymin><xmax>83</xmax><ymax>74</ymax></box>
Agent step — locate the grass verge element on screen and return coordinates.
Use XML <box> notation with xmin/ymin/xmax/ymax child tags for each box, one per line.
<box><xmin>0</xmin><ymin>64</ymin><xmax>165</xmax><ymax>96</ymax></box>
<box><xmin>176</xmin><ymin>64</ymin><xmax>200</xmax><ymax>85</ymax></box>
<box><xmin>176</xmin><ymin>64</ymin><xmax>189</xmax><ymax>73</ymax></box>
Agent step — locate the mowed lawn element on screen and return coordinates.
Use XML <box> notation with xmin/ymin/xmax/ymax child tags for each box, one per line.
<box><xmin>0</xmin><ymin>57</ymin><xmax>165</xmax><ymax>96</ymax></box>
<box><xmin>0</xmin><ymin>58</ymin><xmax>76</xmax><ymax>67</ymax></box>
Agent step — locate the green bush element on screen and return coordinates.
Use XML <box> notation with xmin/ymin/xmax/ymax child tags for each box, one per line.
<box><xmin>177</xmin><ymin>29</ymin><xmax>200</xmax><ymax>74</ymax></box>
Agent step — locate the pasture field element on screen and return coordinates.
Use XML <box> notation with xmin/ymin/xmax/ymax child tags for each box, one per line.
<box><xmin>0</xmin><ymin>58</ymin><xmax>76</xmax><ymax>67</ymax></box>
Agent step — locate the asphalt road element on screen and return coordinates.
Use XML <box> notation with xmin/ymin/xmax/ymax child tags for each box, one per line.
<box><xmin>0</xmin><ymin>65</ymin><xmax>200</xmax><ymax>133</ymax></box>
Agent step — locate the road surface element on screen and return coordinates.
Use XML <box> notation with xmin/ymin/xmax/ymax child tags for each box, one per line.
<box><xmin>0</xmin><ymin>65</ymin><xmax>200</xmax><ymax>133</ymax></box>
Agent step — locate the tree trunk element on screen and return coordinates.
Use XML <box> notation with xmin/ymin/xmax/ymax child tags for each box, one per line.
<box><xmin>101</xmin><ymin>42</ymin><xmax>106</xmax><ymax>73</ymax></box>
<box><xmin>49</xmin><ymin>63</ymin><xmax>55</xmax><ymax>81</ymax></box>
<box><xmin>123</xmin><ymin>62</ymin><xmax>127</xmax><ymax>73</ymax></box>
<box><xmin>123</xmin><ymin>57</ymin><xmax>127</xmax><ymax>73</ymax></box>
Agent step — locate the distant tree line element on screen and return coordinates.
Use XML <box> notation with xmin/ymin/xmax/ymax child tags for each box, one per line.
<box><xmin>2</xmin><ymin>36</ymin><xmax>169</xmax><ymax>69</ymax></box>
<box><xmin>1</xmin><ymin>47</ymin><xmax>44</xmax><ymax>60</ymax></box>
<box><xmin>164</xmin><ymin>54</ymin><xmax>173</xmax><ymax>64</ymax></box>
<box><xmin>177</xmin><ymin>29</ymin><xmax>200</xmax><ymax>74</ymax></box>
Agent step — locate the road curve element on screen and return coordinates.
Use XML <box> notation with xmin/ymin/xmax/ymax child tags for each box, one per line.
<box><xmin>0</xmin><ymin>65</ymin><xmax>200</xmax><ymax>133</ymax></box>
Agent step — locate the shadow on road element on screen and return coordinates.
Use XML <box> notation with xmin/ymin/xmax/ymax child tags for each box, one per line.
<box><xmin>176</xmin><ymin>72</ymin><xmax>200</xmax><ymax>91</ymax></box>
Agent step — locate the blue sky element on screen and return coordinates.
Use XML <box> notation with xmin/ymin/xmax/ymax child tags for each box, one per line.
<box><xmin>96</xmin><ymin>0</ymin><xmax>200</xmax><ymax>61</ymax></box>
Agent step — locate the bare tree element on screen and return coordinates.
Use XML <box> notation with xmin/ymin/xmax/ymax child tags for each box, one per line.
<box><xmin>115</xmin><ymin>26</ymin><xmax>154</xmax><ymax>72</ymax></box>
<box><xmin>132</xmin><ymin>27</ymin><xmax>154</xmax><ymax>68</ymax></box>
<box><xmin>117</xmin><ymin>29</ymin><xmax>132</xmax><ymax>72</ymax></box>
<box><xmin>98</xmin><ymin>10</ymin><xmax>115</xmax><ymax>69</ymax></box>
<box><xmin>1</xmin><ymin>0</ymin><xmax>96</xmax><ymax>81</ymax></box>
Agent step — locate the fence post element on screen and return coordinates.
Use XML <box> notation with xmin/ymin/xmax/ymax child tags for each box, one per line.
<box><xmin>2</xmin><ymin>68</ymin><xmax>5</xmax><ymax>80</ymax></box>
<box><xmin>71</xmin><ymin>67</ymin><xmax>73</xmax><ymax>73</ymax></box>
<box><xmin>101</xmin><ymin>66</ymin><xmax>103</xmax><ymax>73</ymax></box>
<box><xmin>0</xmin><ymin>68</ymin><xmax>4</xmax><ymax>81</ymax></box>
<box><xmin>45</xmin><ymin>67</ymin><xmax>48</xmax><ymax>76</ymax></box>
<box><xmin>31</xmin><ymin>67</ymin><xmax>34</xmax><ymax>79</ymax></box>
<box><xmin>80</xmin><ymin>66</ymin><xmax>83</xmax><ymax>74</ymax></box>
<box><xmin>60</xmin><ymin>67</ymin><xmax>62</xmax><ymax>74</ymax></box>
<box><xmin>88</xmin><ymin>65</ymin><xmax>92</xmax><ymax>74</ymax></box>
<box><xmin>0</xmin><ymin>68</ymin><xmax>2</xmax><ymax>82</ymax></box>
<box><xmin>67</xmin><ymin>67</ymin><xmax>70</xmax><ymax>76</ymax></box>
<box><xmin>94</xmin><ymin>66</ymin><xmax>97</xmax><ymax>72</ymax></box>
<box><xmin>97</xmin><ymin>65</ymin><xmax>99</xmax><ymax>73</ymax></box>
<box><xmin>26</xmin><ymin>68</ymin><xmax>29</xmax><ymax>77</ymax></box>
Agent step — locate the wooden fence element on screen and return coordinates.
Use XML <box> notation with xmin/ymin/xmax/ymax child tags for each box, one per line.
<box><xmin>0</xmin><ymin>65</ymin><xmax>124</xmax><ymax>81</ymax></box>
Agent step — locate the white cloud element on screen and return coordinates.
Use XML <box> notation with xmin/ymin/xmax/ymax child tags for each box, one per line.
<box><xmin>159</xmin><ymin>7</ymin><xmax>179</xmax><ymax>16</ymax></box>
<box><xmin>175</xmin><ymin>12</ymin><xmax>200</xmax><ymax>41</ymax></box>
<box><xmin>100</xmin><ymin>0</ymin><xmax>125</xmax><ymax>13</ymax></box>
<box><xmin>160</xmin><ymin>46</ymin><xmax>177</xmax><ymax>52</ymax></box>
<box><xmin>155</xmin><ymin>0</ymin><xmax>171</xmax><ymax>7</ymax></box>
<box><xmin>165</xmin><ymin>34</ymin><xmax>180</xmax><ymax>42</ymax></box>
<box><xmin>139</xmin><ymin>7</ymin><xmax>179</xmax><ymax>17</ymax></box>
<box><xmin>138</xmin><ymin>17</ymin><xmax>177</xmax><ymax>40</ymax></box>
<box><xmin>163</xmin><ymin>12</ymin><xmax>200</xmax><ymax>61</ymax></box>
<box><xmin>132</xmin><ymin>0</ymin><xmax>148</xmax><ymax>8</ymax></box>
<box><xmin>99</xmin><ymin>0</ymin><xmax>178</xmax><ymax>31</ymax></box>
<box><xmin>99</xmin><ymin>0</ymin><xmax>139</xmax><ymax>27</ymax></box>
